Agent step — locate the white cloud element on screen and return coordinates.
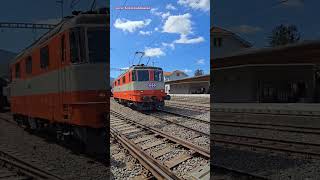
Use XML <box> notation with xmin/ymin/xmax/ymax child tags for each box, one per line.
<box><xmin>162</xmin><ymin>13</ymin><xmax>204</xmax><ymax>46</ymax></box>
<box><xmin>154</xmin><ymin>27</ymin><xmax>159</xmax><ymax>31</ymax></box>
<box><xmin>114</xmin><ymin>18</ymin><xmax>151</xmax><ymax>33</ymax></box>
<box><xmin>151</xmin><ymin>8</ymin><xmax>171</xmax><ymax>20</ymax></box>
<box><xmin>120</xmin><ymin>67</ymin><xmax>129</xmax><ymax>70</ymax></box>
<box><xmin>232</xmin><ymin>25</ymin><xmax>262</xmax><ymax>34</ymax></box>
<box><xmin>183</xmin><ymin>69</ymin><xmax>192</xmax><ymax>73</ymax></box>
<box><xmin>174</xmin><ymin>34</ymin><xmax>205</xmax><ymax>44</ymax></box>
<box><xmin>139</xmin><ymin>31</ymin><xmax>152</xmax><ymax>35</ymax></box>
<box><xmin>162</xmin><ymin>42</ymin><xmax>175</xmax><ymax>50</ymax></box>
<box><xmin>161</xmin><ymin>12</ymin><xmax>171</xmax><ymax>19</ymax></box>
<box><xmin>166</xmin><ymin>4</ymin><xmax>177</xmax><ymax>10</ymax></box>
<box><xmin>178</xmin><ymin>0</ymin><xmax>210</xmax><ymax>12</ymax></box>
<box><xmin>144</xmin><ymin>47</ymin><xmax>165</xmax><ymax>57</ymax></box>
<box><xmin>162</xmin><ymin>13</ymin><xmax>192</xmax><ymax>35</ymax></box>
<box><xmin>196</xmin><ymin>59</ymin><xmax>205</xmax><ymax>65</ymax></box>
<box><xmin>150</xmin><ymin>8</ymin><xmax>162</xmax><ymax>16</ymax></box>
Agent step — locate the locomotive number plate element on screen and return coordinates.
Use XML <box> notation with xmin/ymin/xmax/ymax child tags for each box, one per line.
<box><xmin>148</xmin><ymin>83</ymin><xmax>157</xmax><ymax>88</ymax></box>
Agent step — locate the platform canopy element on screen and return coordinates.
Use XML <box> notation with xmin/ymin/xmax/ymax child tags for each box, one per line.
<box><xmin>212</xmin><ymin>40</ymin><xmax>320</xmax><ymax>69</ymax></box>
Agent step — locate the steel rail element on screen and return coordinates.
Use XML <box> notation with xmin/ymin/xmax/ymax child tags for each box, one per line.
<box><xmin>166</xmin><ymin>102</ymin><xmax>210</xmax><ymax>111</ymax></box>
<box><xmin>111</xmin><ymin>110</ymin><xmax>210</xmax><ymax>158</ymax></box>
<box><xmin>110</xmin><ymin>127</ymin><xmax>179</xmax><ymax>180</ymax></box>
<box><xmin>213</xmin><ymin>132</ymin><xmax>320</xmax><ymax>159</ymax></box>
<box><xmin>160</xmin><ymin>109</ymin><xmax>209</xmax><ymax>124</ymax></box>
<box><xmin>0</xmin><ymin>151</ymin><xmax>63</xmax><ymax>180</ymax></box>
<box><xmin>144</xmin><ymin>111</ymin><xmax>209</xmax><ymax>137</ymax></box>
<box><xmin>212</xmin><ymin>120</ymin><xmax>320</xmax><ymax>135</ymax></box>
<box><xmin>212</xmin><ymin>110</ymin><xmax>320</xmax><ymax>117</ymax></box>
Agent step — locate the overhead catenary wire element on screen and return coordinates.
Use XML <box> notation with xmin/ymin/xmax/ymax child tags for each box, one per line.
<box><xmin>111</xmin><ymin>0</ymin><xmax>128</xmax><ymax>27</ymax></box>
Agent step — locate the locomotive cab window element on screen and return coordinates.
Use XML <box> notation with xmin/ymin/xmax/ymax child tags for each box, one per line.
<box><xmin>26</xmin><ymin>56</ymin><xmax>32</xmax><ymax>74</ymax></box>
<box><xmin>117</xmin><ymin>79</ymin><xmax>120</xmax><ymax>86</ymax></box>
<box><xmin>132</xmin><ymin>70</ymin><xmax>136</xmax><ymax>81</ymax></box>
<box><xmin>70</xmin><ymin>28</ymin><xmax>85</xmax><ymax>63</ymax></box>
<box><xmin>15</xmin><ymin>63</ymin><xmax>20</xmax><ymax>79</ymax></box>
<box><xmin>9</xmin><ymin>68</ymin><xmax>12</xmax><ymax>82</ymax></box>
<box><xmin>137</xmin><ymin>70</ymin><xmax>149</xmax><ymax>81</ymax></box>
<box><xmin>40</xmin><ymin>46</ymin><xmax>49</xmax><ymax>69</ymax></box>
<box><xmin>61</xmin><ymin>35</ymin><xmax>65</xmax><ymax>62</ymax></box>
<box><xmin>87</xmin><ymin>27</ymin><xmax>107</xmax><ymax>63</ymax></box>
<box><xmin>129</xmin><ymin>73</ymin><xmax>131</xmax><ymax>82</ymax></box>
<box><xmin>122</xmin><ymin>76</ymin><xmax>126</xmax><ymax>84</ymax></box>
<box><xmin>154</xmin><ymin>70</ymin><xmax>163</xmax><ymax>81</ymax></box>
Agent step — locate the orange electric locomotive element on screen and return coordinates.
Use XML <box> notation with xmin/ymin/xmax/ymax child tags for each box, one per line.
<box><xmin>8</xmin><ymin>9</ymin><xmax>108</xmax><ymax>156</ymax></box>
<box><xmin>112</xmin><ymin>64</ymin><xmax>170</xmax><ymax>110</ymax></box>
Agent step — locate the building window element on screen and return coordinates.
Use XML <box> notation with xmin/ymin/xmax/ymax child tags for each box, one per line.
<box><xmin>214</xmin><ymin>38</ymin><xmax>223</xmax><ymax>47</ymax></box>
<box><xmin>15</xmin><ymin>63</ymin><xmax>20</xmax><ymax>79</ymax></box>
<box><xmin>40</xmin><ymin>46</ymin><xmax>49</xmax><ymax>69</ymax></box>
<box><xmin>26</xmin><ymin>56</ymin><xmax>32</xmax><ymax>74</ymax></box>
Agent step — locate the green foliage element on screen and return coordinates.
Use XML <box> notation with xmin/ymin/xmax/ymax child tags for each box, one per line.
<box><xmin>269</xmin><ymin>24</ymin><xmax>300</xmax><ymax>47</ymax></box>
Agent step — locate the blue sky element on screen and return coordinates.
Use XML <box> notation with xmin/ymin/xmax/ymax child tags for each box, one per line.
<box><xmin>110</xmin><ymin>0</ymin><xmax>210</xmax><ymax>78</ymax></box>
<box><xmin>213</xmin><ymin>0</ymin><xmax>320</xmax><ymax>48</ymax></box>
<box><xmin>0</xmin><ymin>0</ymin><xmax>106</xmax><ymax>53</ymax></box>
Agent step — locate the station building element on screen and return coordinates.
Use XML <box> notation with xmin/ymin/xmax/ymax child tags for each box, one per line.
<box><xmin>212</xmin><ymin>40</ymin><xmax>320</xmax><ymax>103</ymax></box>
<box><xmin>165</xmin><ymin>75</ymin><xmax>210</xmax><ymax>94</ymax></box>
<box><xmin>211</xmin><ymin>26</ymin><xmax>252</xmax><ymax>59</ymax></box>
<box><xmin>164</xmin><ymin>70</ymin><xmax>188</xmax><ymax>82</ymax></box>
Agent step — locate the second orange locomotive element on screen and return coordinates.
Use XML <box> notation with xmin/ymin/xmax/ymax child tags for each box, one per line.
<box><xmin>112</xmin><ymin>64</ymin><xmax>170</xmax><ymax>110</ymax></box>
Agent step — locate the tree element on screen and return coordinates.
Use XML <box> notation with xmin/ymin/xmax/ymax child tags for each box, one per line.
<box><xmin>268</xmin><ymin>24</ymin><xmax>300</xmax><ymax>47</ymax></box>
<box><xmin>194</xmin><ymin>69</ymin><xmax>204</xmax><ymax>76</ymax></box>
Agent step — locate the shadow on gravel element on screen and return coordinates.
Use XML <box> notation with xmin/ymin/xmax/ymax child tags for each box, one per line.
<box><xmin>25</xmin><ymin>129</ymin><xmax>108</xmax><ymax>166</ymax></box>
<box><xmin>213</xmin><ymin>146</ymin><xmax>309</xmax><ymax>178</ymax></box>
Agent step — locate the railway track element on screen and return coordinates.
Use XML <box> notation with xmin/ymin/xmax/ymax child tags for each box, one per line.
<box><xmin>0</xmin><ymin>150</ymin><xmax>63</xmax><ymax>180</ymax></box>
<box><xmin>110</xmin><ymin>110</ymin><xmax>210</xmax><ymax>179</ymax></box>
<box><xmin>169</xmin><ymin>98</ymin><xmax>210</xmax><ymax>105</ymax></box>
<box><xmin>214</xmin><ymin>131</ymin><xmax>320</xmax><ymax>159</ymax></box>
<box><xmin>165</xmin><ymin>101</ymin><xmax>210</xmax><ymax>112</ymax></box>
<box><xmin>144</xmin><ymin>110</ymin><xmax>209</xmax><ymax>137</ymax></box>
<box><xmin>213</xmin><ymin>119</ymin><xmax>320</xmax><ymax>135</ymax></box>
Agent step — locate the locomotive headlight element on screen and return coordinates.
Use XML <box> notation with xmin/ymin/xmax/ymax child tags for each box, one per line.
<box><xmin>140</xmin><ymin>90</ymin><xmax>144</xmax><ymax>93</ymax></box>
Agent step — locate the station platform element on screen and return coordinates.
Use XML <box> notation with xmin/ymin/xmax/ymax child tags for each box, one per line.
<box><xmin>213</xmin><ymin>103</ymin><xmax>320</xmax><ymax>116</ymax></box>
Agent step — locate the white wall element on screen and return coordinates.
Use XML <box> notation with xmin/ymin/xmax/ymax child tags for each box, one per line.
<box><xmin>164</xmin><ymin>71</ymin><xmax>188</xmax><ymax>82</ymax></box>
<box><xmin>211</xmin><ymin>35</ymin><xmax>249</xmax><ymax>59</ymax></box>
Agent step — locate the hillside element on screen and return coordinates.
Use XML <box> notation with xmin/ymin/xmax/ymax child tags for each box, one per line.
<box><xmin>0</xmin><ymin>49</ymin><xmax>17</xmax><ymax>78</ymax></box>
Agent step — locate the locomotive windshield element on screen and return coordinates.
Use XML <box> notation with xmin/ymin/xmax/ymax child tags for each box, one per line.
<box><xmin>137</xmin><ymin>70</ymin><xmax>149</xmax><ymax>81</ymax></box>
<box><xmin>87</xmin><ymin>27</ymin><xmax>107</xmax><ymax>63</ymax></box>
<box><xmin>134</xmin><ymin>69</ymin><xmax>163</xmax><ymax>81</ymax></box>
